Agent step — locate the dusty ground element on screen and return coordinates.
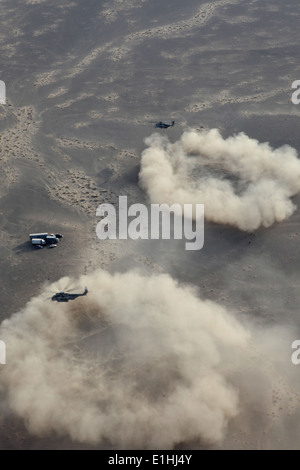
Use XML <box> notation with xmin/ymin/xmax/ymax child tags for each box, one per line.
<box><xmin>0</xmin><ymin>0</ymin><xmax>300</xmax><ymax>450</ymax></box>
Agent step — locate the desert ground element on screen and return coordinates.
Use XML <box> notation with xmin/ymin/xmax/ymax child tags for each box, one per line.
<box><xmin>0</xmin><ymin>0</ymin><xmax>300</xmax><ymax>450</ymax></box>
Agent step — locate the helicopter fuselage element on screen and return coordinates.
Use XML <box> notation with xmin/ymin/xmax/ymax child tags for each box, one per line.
<box><xmin>51</xmin><ymin>287</ymin><xmax>88</xmax><ymax>302</ymax></box>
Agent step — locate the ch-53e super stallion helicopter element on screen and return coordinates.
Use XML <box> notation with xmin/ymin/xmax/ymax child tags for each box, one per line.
<box><xmin>51</xmin><ymin>287</ymin><xmax>88</xmax><ymax>302</ymax></box>
<box><xmin>150</xmin><ymin>120</ymin><xmax>175</xmax><ymax>129</ymax></box>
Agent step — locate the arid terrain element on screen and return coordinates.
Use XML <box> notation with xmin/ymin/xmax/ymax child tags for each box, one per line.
<box><xmin>0</xmin><ymin>0</ymin><xmax>300</xmax><ymax>450</ymax></box>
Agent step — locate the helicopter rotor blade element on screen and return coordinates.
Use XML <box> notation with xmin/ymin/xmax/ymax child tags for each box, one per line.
<box><xmin>51</xmin><ymin>281</ymin><xmax>62</xmax><ymax>292</ymax></box>
<box><xmin>49</xmin><ymin>278</ymin><xmax>76</xmax><ymax>293</ymax></box>
<box><xmin>64</xmin><ymin>286</ymin><xmax>81</xmax><ymax>293</ymax></box>
<box><xmin>64</xmin><ymin>278</ymin><xmax>77</xmax><ymax>291</ymax></box>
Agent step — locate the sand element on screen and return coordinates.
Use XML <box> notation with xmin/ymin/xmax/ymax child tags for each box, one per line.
<box><xmin>0</xmin><ymin>0</ymin><xmax>300</xmax><ymax>450</ymax></box>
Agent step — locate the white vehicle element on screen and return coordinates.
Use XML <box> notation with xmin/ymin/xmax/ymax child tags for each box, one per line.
<box><xmin>29</xmin><ymin>232</ymin><xmax>63</xmax><ymax>246</ymax></box>
<box><xmin>31</xmin><ymin>238</ymin><xmax>46</xmax><ymax>245</ymax></box>
<box><xmin>46</xmin><ymin>235</ymin><xmax>59</xmax><ymax>244</ymax></box>
<box><xmin>29</xmin><ymin>233</ymin><xmax>48</xmax><ymax>240</ymax></box>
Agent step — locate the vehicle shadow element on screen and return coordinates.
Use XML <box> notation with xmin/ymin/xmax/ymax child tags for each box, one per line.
<box><xmin>13</xmin><ymin>242</ymin><xmax>43</xmax><ymax>254</ymax></box>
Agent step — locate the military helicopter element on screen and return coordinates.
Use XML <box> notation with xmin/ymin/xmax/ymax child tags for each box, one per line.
<box><xmin>51</xmin><ymin>287</ymin><xmax>88</xmax><ymax>302</ymax></box>
<box><xmin>150</xmin><ymin>120</ymin><xmax>175</xmax><ymax>129</ymax></box>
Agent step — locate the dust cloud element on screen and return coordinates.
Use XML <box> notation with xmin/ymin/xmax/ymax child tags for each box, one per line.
<box><xmin>0</xmin><ymin>270</ymin><xmax>253</xmax><ymax>449</ymax></box>
<box><xmin>139</xmin><ymin>129</ymin><xmax>300</xmax><ymax>231</ymax></box>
